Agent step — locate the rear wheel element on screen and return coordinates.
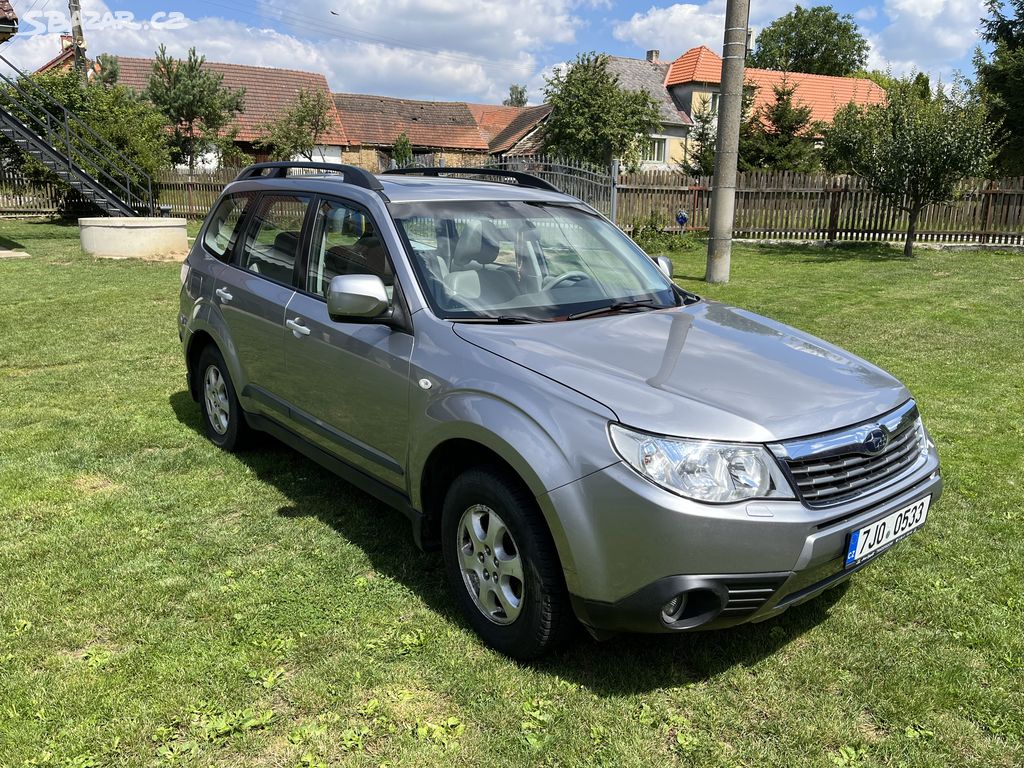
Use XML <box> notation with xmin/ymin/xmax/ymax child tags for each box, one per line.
<box><xmin>441</xmin><ymin>466</ymin><xmax>573</xmax><ymax>659</ymax></box>
<box><xmin>197</xmin><ymin>345</ymin><xmax>249</xmax><ymax>451</ymax></box>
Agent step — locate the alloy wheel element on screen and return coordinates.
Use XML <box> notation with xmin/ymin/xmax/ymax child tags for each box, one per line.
<box><xmin>457</xmin><ymin>504</ymin><xmax>525</xmax><ymax>625</ymax></box>
<box><xmin>203</xmin><ymin>364</ymin><xmax>230</xmax><ymax>435</ymax></box>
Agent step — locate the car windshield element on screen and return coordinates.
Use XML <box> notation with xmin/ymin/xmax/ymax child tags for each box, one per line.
<box><xmin>391</xmin><ymin>200</ymin><xmax>681</xmax><ymax>321</ymax></box>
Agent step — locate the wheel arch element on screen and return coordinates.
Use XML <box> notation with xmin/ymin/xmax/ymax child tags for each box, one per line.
<box><xmin>413</xmin><ymin>424</ymin><xmax>580</xmax><ymax>583</ymax></box>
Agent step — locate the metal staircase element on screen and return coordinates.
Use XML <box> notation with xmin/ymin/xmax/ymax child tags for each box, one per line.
<box><xmin>0</xmin><ymin>53</ymin><xmax>153</xmax><ymax>216</ymax></box>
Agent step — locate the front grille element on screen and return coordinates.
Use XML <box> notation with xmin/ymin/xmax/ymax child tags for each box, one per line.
<box><xmin>777</xmin><ymin>402</ymin><xmax>925</xmax><ymax>508</ymax></box>
<box><xmin>720</xmin><ymin>579</ymin><xmax>786</xmax><ymax>617</ymax></box>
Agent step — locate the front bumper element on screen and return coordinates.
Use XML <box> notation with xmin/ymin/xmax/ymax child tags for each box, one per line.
<box><xmin>543</xmin><ymin>445</ymin><xmax>942</xmax><ymax>633</ymax></box>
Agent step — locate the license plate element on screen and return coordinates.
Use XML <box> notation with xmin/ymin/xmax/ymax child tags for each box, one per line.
<box><xmin>845</xmin><ymin>495</ymin><xmax>930</xmax><ymax>568</ymax></box>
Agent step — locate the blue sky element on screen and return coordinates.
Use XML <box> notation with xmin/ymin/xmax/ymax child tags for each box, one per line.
<box><xmin>2</xmin><ymin>1</ymin><xmax>988</xmax><ymax>102</ymax></box>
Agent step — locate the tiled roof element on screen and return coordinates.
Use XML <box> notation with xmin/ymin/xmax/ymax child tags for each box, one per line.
<box><xmin>606</xmin><ymin>55</ymin><xmax>692</xmax><ymax>127</ymax></box>
<box><xmin>333</xmin><ymin>93</ymin><xmax>487</xmax><ymax>150</ymax></box>
<box><xmin>114</xmin><ymin>56</ymin><xmax>349</xmax><ymax>145</ymax></box>
<box><xmin>334</xmin><ymin>94</ymin><xmax>551</xmax><ymax>153</ymax></box>
<box><xmin>665</xmin><ymin>47</ymin><xmax>887</xmax><ymax>126</ymax></box>
<box><xmin>664</xmin><ymin>46</ymin><xmax>722</xmax><ymax>86</ymax></box>
<box><xmin>472</xmin><ymin>103</ymin><xmax>552</xmax><ymax>153</ymax></box>
<box><xmin>743</xmin><ymin>69</ymin><xmax>886</xmax><ymax>126</ymax></box>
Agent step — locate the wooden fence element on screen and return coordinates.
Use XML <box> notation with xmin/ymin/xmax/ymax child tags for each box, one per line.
<box><xmin>0</xmin><ymin>166</ymin><xmax>60</xmax><ymax>217</ymax></box>
<box><xmin>617</xmin><ymin>170</ymin><xmax>1024</xmax><ymax>245</ymax></box>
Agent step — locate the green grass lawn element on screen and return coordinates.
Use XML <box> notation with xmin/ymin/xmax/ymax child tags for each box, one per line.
<box><xmin>1</xmin><ymin>219</ymin><xmax>1022</xmax><ymax>767</ymax></box>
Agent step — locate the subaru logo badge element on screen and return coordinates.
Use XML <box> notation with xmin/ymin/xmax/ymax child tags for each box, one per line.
<box><xmin>862</xmin><ymin>426</ymin><xmax>888</xmax><ymax>455</ymax></box>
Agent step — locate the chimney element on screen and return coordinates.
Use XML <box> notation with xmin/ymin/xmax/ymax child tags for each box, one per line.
<box><xmin>646</xmin><ymin>49</ymin><xmax>659</xmax><ymax>62</ymax></box>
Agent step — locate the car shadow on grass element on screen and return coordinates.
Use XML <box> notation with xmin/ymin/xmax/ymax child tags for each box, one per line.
<box><xmin>170</xmin><ymin>390</ymin><xmax>849</xmax><ymax>694</ymax></box>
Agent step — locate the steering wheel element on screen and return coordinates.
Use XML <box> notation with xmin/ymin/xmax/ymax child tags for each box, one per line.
<box><xmin>543</xmin><ymin>270</ymin><xmax>590</xmax><ymax>290</ymax></box>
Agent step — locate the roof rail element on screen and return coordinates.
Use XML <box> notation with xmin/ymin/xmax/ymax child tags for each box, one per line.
<box><xmin>234</xmin><ymin>162</ymin><xmax>384</xmax><ymax>192</ymax></box>
<box><xmin>382</xmin><ymin>167</ymin><xmax>561</xmax><ymax>193</ymax></box>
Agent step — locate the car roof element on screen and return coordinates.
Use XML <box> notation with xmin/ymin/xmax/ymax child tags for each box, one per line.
<box><xmin>225</xmin><ymin>172</ymin><xmax>582</xmax><ymax>205</ymax></box>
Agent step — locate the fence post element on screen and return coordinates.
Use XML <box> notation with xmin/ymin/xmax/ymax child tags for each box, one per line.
<box><xmin>979</xmin><ymin>180</ymin><xmax>994</xmax><ymax>244</ymax></box>
<box><xmin>609</xmin><ymin>159</ymin><xmax>619</xmax><ymax>225</ymax></box>
<box><xmin>826</xmin><ymin>184</ymin><xmax>844</xmax><ymax>243</ymax></box>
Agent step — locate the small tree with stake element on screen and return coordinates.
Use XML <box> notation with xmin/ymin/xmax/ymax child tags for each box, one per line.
<box><xmin>682</xmin><ymin>95</ymin><xmax>717</xmax><ymax>177</ymax></box>
<box><xmin>822</xmin><ymin>77</ymin><xmax>992</xmax><ymax>257</ymax></box>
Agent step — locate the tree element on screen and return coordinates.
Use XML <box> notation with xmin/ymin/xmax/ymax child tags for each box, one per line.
<box><xmin>93</xmin><ymin>53</ymin><xmax>119</xmax><ymax>88</ymax></box>
<box><xmin>503</xmin><ymin>84</ymin><xmax>527</xmax><ymax>107</ymax></box>
<box><xmin>145</xmin><ymin>45</ymin><xmax>246</xmax><ymax>172</ymax></box>
<box><xmin>0</xmin><ymin>69</ymin><xmax>170</xmax><ymax>212</ymax></box>
<box><xmin>822</xmin><ymin>78</ymin><xmax>993</xmax><ymax>257</ymax></box>
<box><xmin>541</xmin><ymin>52</ymin><xmax>661</xmax><ymax>167</ymax></box>
<box><xmin>392</xmin><ymin>132</ymin><xmax>413</xmax><ymax>167</ymax></box>
<box><xmin>749</xmin><ymin>5</ymin><xmax>869</xmax><ymax>77</ymax></box>
<box><xmin>739</xmin><ymin>81</ymin><xmax>820</xmax><ymax>171</ymax></box>
<box><xmin>256</xmin><ymin>88</ymin><xmax>333</xmax><ymax>161</ymax></box>
<box><xmin>682</xmin><ymin>95</ymin><xmax>716</xmax><ymax>176</ymax></box>
<box><xmin>975</xmin><ymin>0</ymin><xmax>1024</xmax><ymax>174</ymax></box>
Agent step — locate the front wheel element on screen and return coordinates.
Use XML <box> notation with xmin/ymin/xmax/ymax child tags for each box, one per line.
<box><xmin>441</xmin><ymin>467</ymin><xmax>573</xmax><ymax>660</ymax></box>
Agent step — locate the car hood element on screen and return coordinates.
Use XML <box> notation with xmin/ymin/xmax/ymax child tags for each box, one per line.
<box><xmin>452</xmin><ymin>301</ymin><xmax>910</xmax><ymax>442</ymax></box>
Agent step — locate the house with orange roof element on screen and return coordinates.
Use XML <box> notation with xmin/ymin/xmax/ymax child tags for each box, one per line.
<box><xmin>665</xmin><ymin>45</ymin><xmax>886</xmax><ymax>134</ymax></box>
<box><xmin>112</xmin><ymin>57</ymin><xmax>350</xmax><ymax>168</ymax></box>
<box><xmin>36</xmin><ymin>49</ymin><xmax>352</xmax><ymax>169</ymax></box>
<box><xmin>332</xmin><ymin>93</ymin><xmax>551</xmax><ymax>168</ymax></box>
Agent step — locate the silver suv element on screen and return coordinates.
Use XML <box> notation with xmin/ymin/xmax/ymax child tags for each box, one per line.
<box><xmin>179</xmin><ymin>162</ymin><xmax>942</xmax><ymax>659</ymax></box>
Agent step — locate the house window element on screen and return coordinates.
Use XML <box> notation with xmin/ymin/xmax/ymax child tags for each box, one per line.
<box><xmin>644</xmin><ymin>138</ymin><xmax>667</xmax><ymax>164</ymax></box>
<box><xmin>710</xmin><ymin>93</ymin><xmax>720</xmax><ymax>114</ymax></box>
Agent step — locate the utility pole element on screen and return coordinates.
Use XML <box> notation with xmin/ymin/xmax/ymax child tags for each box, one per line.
<box><xmin>704</xmin><ymin>0</ymin><xmax>749</xmax><ymax>284</ymax></box>
<box><xmin>67</xmin><ymin>0</ymin><xmax>87</xmax><ymax>77</ymax></box>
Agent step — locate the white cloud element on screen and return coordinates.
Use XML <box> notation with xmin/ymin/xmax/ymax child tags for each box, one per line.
<box><xmin>1</xmin><ymin>0</ymin><xmax>585</xmax><ymax>101</ymax></box>
<box><xmin>855</xmin><ymin>6</ymin><xmax>879</xmax><ymax>22</ymax></box>
<box><xmin>260</xmin><ymin>0</ymin><xmax>581</xmax><ymax>58</ymax></box>
<box><xmin>611</xmin><ymin>0</ymin><xmax>794</xmax><ymax>59</ymax></box>
<box><xmin>872</xmin><ymin>0</ymin><xmax>984</xmax><ymax>77</ymax></box>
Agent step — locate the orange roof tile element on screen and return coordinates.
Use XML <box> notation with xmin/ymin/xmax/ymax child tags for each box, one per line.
<box><xmin>664</xmin><ymin>46</ymin><xmax>722</xmax><ymax>86</ymax></box>
<box><xmin>468</xmin><ymin>103</ymin><xmax>552</xmax><ymax>153</ymax></box>
<box><xmin>665</xmin><ymin>46</ymin><xmax>886</xmax><ymax>126</ymax></box>
<box><xmin>744</xmin><ymin>69</ymin><xmax>886</xmax><ymax>127</ymax></box>
<box><xmin>114</xmin><ymin>56</ymin><xmax>349</xmax><ymax>146</ymax></box>
<box><xmin>333</xmin><ymin>93</ymin><xmax>488</xmax><ymax>150</ymax></box>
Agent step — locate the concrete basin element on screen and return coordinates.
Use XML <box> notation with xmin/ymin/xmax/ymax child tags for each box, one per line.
<box><xmin>79</xmin><ymin>217</ymin><xmax>188</xmax><ymax>260</ymax></box>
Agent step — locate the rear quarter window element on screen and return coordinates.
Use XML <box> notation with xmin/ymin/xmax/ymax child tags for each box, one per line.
<box><xmin>202</xmin><ymin>194</ymin><xmax>251</xmax><ymax>260</ymax></box>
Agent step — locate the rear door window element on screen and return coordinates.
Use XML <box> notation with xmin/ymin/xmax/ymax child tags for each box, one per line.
<box><xmin>238</xmin><ymin>195</ymin><xmax>311</xmax><ymax>285</ymax></box>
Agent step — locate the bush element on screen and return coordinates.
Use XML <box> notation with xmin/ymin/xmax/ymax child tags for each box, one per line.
<box><xmin>628</xmin><ymin>212</ymin><xmax>699</xmax><ymax>254</ymax></box>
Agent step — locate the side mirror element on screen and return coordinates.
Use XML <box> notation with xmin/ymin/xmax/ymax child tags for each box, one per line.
<box><xmin>327</xmin><ymin>274</ymin><xmax>390</xmax><ymax>321</ymax></box>
<box><xmin>655</xmin><ymin>255</ymin><xmax>674</xmax><ymax>278</ymax></box>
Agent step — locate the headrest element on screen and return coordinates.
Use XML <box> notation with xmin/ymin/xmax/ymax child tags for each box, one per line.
<box><xmin>452</xmin><ymin>221</ymin><xmax>500</xmax><ymax>267</ymax></box>
<box><xmin>274</xmin><ymin>231</ymin><xmax>299</xmax><ymax>255</ymax></box>
<box><xmin>444</xmin><ymin>269</ymin><xmax>481</xmax><ymax>300</ymax></box>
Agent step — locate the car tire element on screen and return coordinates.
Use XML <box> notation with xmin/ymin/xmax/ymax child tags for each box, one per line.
<box><xmin>197</xmin><ymin>345</ymin><xmax>249</xmax><ymax>452</ymax></box>
<box><xmin>441</xmin><ymin>466</ymin><xmax>573</xmax><ymax>660</ymax></box>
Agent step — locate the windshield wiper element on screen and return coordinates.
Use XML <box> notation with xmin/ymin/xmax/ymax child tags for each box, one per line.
<box><xmin>452</xmin><ymin>315</ymin><xmax>544</xmax><ymax>324</ymax></box>
<box><xmin>567</xmin><ymin>300</ymin><xmax>666</xmax><ymax>321</ymax></box>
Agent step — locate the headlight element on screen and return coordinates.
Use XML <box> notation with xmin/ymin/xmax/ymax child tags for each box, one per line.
<box><xmin>609</xmin><ymin>424</ymin><xmax>794</xmax><ymax>503</ymax></box>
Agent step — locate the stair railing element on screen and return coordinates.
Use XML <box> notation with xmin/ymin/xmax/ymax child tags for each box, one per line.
<box><xmin>0</xmin><ymin>53</ymin><xmax>154</xmax><ymax>214</ymax></box>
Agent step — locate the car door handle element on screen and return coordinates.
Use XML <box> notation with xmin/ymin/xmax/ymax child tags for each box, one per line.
<box><xmin>286</xmin><ymin>318</ymin><xmax>311</xmax><ymax>337</ymax></box>
<box><xmin>215</xmin><ymin>287</ymin><xmax>233</xmax><ymax>302</ymax></box>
